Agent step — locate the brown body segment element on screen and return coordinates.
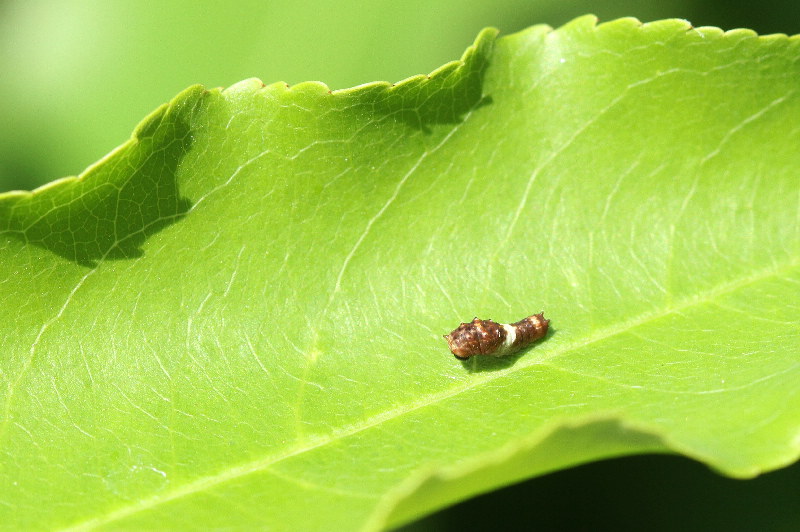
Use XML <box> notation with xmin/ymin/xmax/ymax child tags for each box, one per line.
<box><xmin>443</xmin><ymin>313</ymin><xmax>549</xmax><ymax>360</ymax></box>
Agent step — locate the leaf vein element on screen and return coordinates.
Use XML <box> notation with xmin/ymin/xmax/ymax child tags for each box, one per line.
<box><xmin>61</xmin><ymin>257</ymin><xmax>799</xmax><ymax>531</ymax></box>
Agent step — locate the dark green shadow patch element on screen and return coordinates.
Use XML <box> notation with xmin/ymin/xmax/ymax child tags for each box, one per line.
<box><xmin>0</xmin><ymin>87</ymin><xmax>204</xmax><ymax>268</ymax></box>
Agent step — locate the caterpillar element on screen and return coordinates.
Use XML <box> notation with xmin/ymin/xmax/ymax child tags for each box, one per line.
<box><xmin>444</xmin><ymin>313</ymin><xmax>549</xmax><ymax>360</ymax></box>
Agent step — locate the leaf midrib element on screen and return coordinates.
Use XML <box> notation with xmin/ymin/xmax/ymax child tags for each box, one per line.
<box><xmin>63</xmin><ymin>257</ymin><xmax>799</xmax><ymax>531</ymax></box>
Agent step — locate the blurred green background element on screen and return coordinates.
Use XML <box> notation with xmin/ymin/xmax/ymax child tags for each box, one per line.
<box><xmin>2</xmin><ymin>1</ymin><xmax>799</xmax><ymax>529</ymax></box>
<box><xmin>2</xmin><ymin>0</ymin><xmax>800</xmax><ymax>192</ymax></box>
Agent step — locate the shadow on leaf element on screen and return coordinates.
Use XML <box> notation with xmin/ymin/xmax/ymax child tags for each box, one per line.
<box><xmin>462</xmin><ymin>327</ymin><xmax>557</xmax><ymax>373</ymax></box>
<box><xmin>1</xmin><ymin>94</ymin><xmax>198</xmax><ymax>268</ymax></box>
<box><xmin>347</xmin><ymin>28</ymin><xmax>496</xmax><ymax>134</ymax></box>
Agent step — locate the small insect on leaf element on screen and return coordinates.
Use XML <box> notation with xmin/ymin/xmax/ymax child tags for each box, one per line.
<box><xmin>443</xmin><ymin>313</ymin><xmax>549</xmax><ymax>360</ymax></box>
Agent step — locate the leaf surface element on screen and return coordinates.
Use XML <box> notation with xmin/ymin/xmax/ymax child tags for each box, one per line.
<box><xmin>1</xmin><ymin>16</ymin><xmax>799</xmax><ymax>531</ymax></box>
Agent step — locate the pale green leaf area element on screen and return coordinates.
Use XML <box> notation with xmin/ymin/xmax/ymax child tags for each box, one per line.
<box><xmin>1</xmin><ymin>15</ymin><xmax>799</xmax><ymax>531</ymax></box>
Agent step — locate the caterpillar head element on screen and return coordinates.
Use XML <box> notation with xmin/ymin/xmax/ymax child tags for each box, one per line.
<box><xmin>443</xmin><ymin>331</ymin><xmax>472</xmax><ymax>360</ymax></box>
<box><xmin>443</xmin><ymin>318</ymin><xmax>504</xmax><ymax>360</ymax></box>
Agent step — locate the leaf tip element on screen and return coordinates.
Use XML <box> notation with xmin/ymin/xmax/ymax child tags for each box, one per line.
<box><xmin>223</xmin><ymin>77</ymin><xmax>268</xmax><ymax>95</ymax></box>
<box><xmin>285</xmin><ymin>80</ymin><xmax>334</xmax><ymax>96</ymax></box>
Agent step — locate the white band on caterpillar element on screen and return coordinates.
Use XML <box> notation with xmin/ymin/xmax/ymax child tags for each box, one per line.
<box><xmin>501</xmin><ymin>323</ymin><xmax>516</xmax><ymax>351</ymax></box>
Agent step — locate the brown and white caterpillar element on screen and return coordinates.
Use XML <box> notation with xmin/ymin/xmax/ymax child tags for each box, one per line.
<box><xmin>443</xmin><ymin>313</ymin><xmax>549</xmax><ymax>360</ymax></box>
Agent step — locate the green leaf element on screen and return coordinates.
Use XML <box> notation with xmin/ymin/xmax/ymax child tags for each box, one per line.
<box><xmin>2</xmin><ymin>15</ymin><xmax>799</xmax><ymax>531</ymax></box>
